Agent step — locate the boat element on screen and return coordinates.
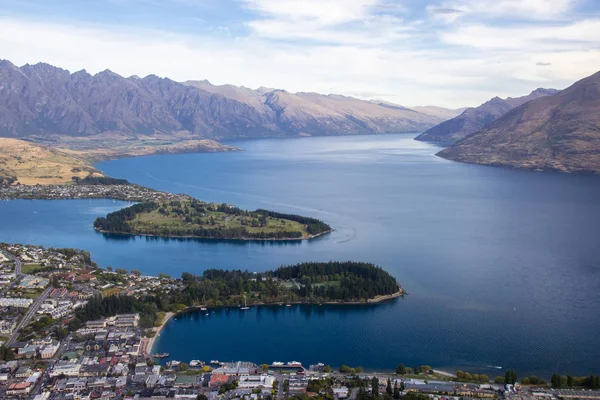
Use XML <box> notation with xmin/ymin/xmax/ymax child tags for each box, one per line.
<box><xmin>200</xmin><ymin>307</ymin><xmax>207</xmax><ymax>311</ymax></box>
<box><xmin>287</xmin><ymin>361</ymin><xmax>302</xmax><ymax>367</ymax></box>
<box><xmin>153</xmin><ymin>353</ymin><xmax>169</xmax><ymax>358</ymax></box>
<box><xmin>189</xmin><ymin>360</ymin><xmax>203</xmax><ymax>367</ymax></box>
<box><xmin>272</xmin><ymin>362</ymin><xmax>284</xmax><ymax>366</ymax></box>
<box><xmin>210</xmin><ymin>360</ymin><xmax>221</xmax><ymax>365</ymax></box>
<box><xmin>240</xmin><ymin>294</ymin><xmax>250</xmax><ymax>310</ymax></box>
<box><xmin>166</xmin><ymin>360</ymin><xmax>181</xmax><ymax>368</ymax></box>
<box><xmin>285</xmin><ymin>304</ymin><xmax>292</xmax><ymax>307</ymax></box>
<box><xmin>205</xmin><ymin>313</ymin><xmax>209</xmax><ymax>316</ymax></box>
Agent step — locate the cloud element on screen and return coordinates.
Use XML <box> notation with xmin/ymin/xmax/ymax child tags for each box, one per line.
<box><xmin>536</xmin><ymin>61</ymin><xmax>552</xmax><ymax>66</ymax></box>
<box><xmin>429</xmin><ymin>0</ymin><xmax>579</xmax><ymax>21</ymax></box>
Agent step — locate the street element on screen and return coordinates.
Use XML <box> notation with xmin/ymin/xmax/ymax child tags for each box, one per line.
<box><xmin>7</xmin><ymin>285</ymin><xmax>52</xmax><ymax>346</ymax></box>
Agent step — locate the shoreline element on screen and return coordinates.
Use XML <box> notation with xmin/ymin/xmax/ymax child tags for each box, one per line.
<box><xmin>141</xmin><ymin>311</ymin><xmax>175</xmax><ymax>356</ymax></box>
<box><xmin>148</xmin><ymin>292</ymin><xmax>405</xmax><ymax>354</ymax></box>
<box><xmin>94</xmin><ymin>227</ymin><xmax>333</xmax><ymax>242</ymax></box>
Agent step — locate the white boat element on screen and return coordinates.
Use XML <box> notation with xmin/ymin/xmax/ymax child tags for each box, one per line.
<box><xmin>166</xmin><ymin>360</ymin><xmax>181</xmax><ymax>368</ymax></box>
<box><xmin>240</xmin><ymin>294</ymin><xmax>250</xmax><ymax>310</ymax></box>
<box><xmin>210</xmin><ymin>360</ymin><xmax>221</xmax><ymax>365</ymax></box>
<box><xmin>200</xmin><ymin>307</ymin><xmax>207</xmax><ymax>311</ymax></box>
<box><xmin>272</xmin><ymin>361</ymin><xmax>284</xmax><ymax>366</ymax></box>
<box><xmin>189</xmin><ymin>360</ymin><xmax>202</xmax><ymax>367</ymax></box>
<box><xmin>285</xmin><ymin>304</ymin><xmax>292</xmax><ymax>307</ymax></box>
<box><xmin>287</xmin><ymin>361</ymin><xmax>302</xmax><ymax>367</ymax></box>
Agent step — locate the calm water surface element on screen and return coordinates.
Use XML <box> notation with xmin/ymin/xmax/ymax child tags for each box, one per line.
<box><xmin>1</xmin><ymin>133</ymin><xmax>600</xmax><ymax>376</ymax></box>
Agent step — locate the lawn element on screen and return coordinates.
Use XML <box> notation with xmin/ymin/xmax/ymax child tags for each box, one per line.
<box><xmin>21</xmin><ymin>264</ymin><xmax>50</xmax><ymax>275</ymax></box>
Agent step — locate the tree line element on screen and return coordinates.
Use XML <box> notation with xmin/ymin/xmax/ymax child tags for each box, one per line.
<box><xmin>75</xmin><ymin>262</ymin><xmax>401</xmax><ymax>332</ymax></box>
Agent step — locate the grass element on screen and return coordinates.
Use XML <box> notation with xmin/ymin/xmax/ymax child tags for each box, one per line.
<box><xmin>0</xmin><ymin>138</ymin><xmax>104</xmax><ymax>185</ymax></box>
<box><xmin>21</xmin><ymin>264</ymin><xmax>50</xmax><ymax>275</ymax></box>
<box><xmin>19</xmin><ymin>289</ymin><xmax>44</xmax><ymax>299</ymax></box>
<box><xmin>102</xmin><ymin>287</ymin><xmax>122</xmax><ymax>297</ymax></box>
<box><xmin>129</xmin><ymin>201</ymin><xmax>311</xmax><ymax>238</ymax></box>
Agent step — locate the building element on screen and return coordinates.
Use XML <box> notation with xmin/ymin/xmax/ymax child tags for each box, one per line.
<box><xmin>213</xmin><ymin>361</ymin><xmax>257</xmax><ymax>375</ymax></box>
<box><xmin>238</xmin><ymin>374</ymin><xmax>275</xmax><ymax>389</ymax></box>
<box><xmin>114</xmin><ymin>313</ymin><xmax>140</xmax><ymax>327</ymax></box>
<box><xmin>7</xmin><ymin>382</ymin><xmax>33</xmax><ymax>396</ymax></box>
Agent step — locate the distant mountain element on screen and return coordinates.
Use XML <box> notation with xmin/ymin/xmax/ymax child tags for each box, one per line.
<box><xmin>182</xmin><ymin>81</ymin><xmax>442</xmax><ymax>136</ymax></box>
<box><xmin>0</xmin><ymin>60</ymin><xmax>443</xmax><ymax>146</ymax></box>
<box><xmin>410</xmin><ymin>106</ymin><xmax>466</xmax><ymax>121</ymax></box>
<box><xmin>438</xmin><ymin>71</ymin><xmax>600</xmax><ymax>174</ymax></box>
<box><xmin>415</xmin><ymin>88</ymin><xmax>559</xmax><ymax>143</ymax></box>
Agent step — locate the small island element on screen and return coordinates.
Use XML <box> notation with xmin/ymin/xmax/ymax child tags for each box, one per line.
<box><xmin>93</xmin><ymin>199</ymin><xmax>332</xmax><ymax>240</ymax></box>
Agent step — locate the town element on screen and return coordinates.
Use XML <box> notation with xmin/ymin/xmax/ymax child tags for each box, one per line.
<box><xmin>0</xmin><ymin>244</ymin><xmax>599</xmax><ymax>400</ymax></box>
<box><xmin>0</xmin><ymin>183</ymin><xmax>191</xmax><ymax>203</ymax></box>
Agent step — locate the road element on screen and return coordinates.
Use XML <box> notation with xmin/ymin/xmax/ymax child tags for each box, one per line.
<box><xmin>7</xmin><ymin>286</ymin><xmax>52</xmax><ymax>346</ymax></box>
<box><xmin>0</xmin><ymin>249</ymin><xmax>22</xmax><ymax>296</ymax></box>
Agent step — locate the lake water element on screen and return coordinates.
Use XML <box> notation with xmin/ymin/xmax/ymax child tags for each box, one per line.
<box><xmin>1</xmin><ymin>133</ymin><xmax>600</xmax><ymax>377</ymax></box>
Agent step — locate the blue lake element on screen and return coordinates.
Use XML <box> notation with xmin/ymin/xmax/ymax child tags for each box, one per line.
<box><xmin>1</xmin><ymin>133</ymin><xmax>600</xmax><ymax>376</ymax></box>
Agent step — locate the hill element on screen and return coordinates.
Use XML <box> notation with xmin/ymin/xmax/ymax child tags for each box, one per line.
<box><xmin>438</xmin><ymin>71</ymin><xmax>600</xmax><ymax>174</ymax></box>
<box><xmin>0</xmin><ymin>60</ymin><xmax>444</xmax><ymax>153</ymax></box>
<box><xmin>415</xmin><ymin>89</ymin><xmax>558</xmax><ymax>143</ymax></box>
<box><xmin>0</xmin><ymin>138</ymin><xmax>103</xmax><ymax>185</ymax></box>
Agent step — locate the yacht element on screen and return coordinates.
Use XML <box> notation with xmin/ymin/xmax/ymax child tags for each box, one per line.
<box><xmin>240</xmin><ymin>294</ymin><xmax>250</xmax><ymax>310</ymax></box>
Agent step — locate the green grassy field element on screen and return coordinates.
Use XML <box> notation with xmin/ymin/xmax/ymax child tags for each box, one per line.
<box><xmin>130</xmin><ymin>203</ymin><xmax>311</xmax><ymax>237</ymax></box>
<box><xmin>21</xmin><ymin>264</ymin><xmax>50</xmax><ymax>275</ymax></box>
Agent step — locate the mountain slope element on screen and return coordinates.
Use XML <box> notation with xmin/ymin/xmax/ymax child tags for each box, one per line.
<box><xmin>182</xmin><ymin>81</ymin><xmax>442</xmax><ymax>135</ymax></box>
<box><xmin>0</xmin><ymin>59</ymin><xmax>443</xmax><ymax>146</ymax></box>
<box><xmin>415</xmin><ymin>89</ymin><xmax>558</xmax><ymax>143</ymax></box>
<box><xmin>438</xmin><ymin>71</ymin><xmax>600</xmax><ymax>174</ymax></box>
<box><xmin>0</xmin><ymin>138</ymin><xmax>103</xmax><ymax>185</ymax></box>
<box><xmin>411</xmin><ymin>106</ymin><xmax>466</xmax><ymax>120</ymax></box>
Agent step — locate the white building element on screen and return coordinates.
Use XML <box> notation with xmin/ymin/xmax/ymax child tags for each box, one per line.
<box><xmin>238</xmin><ymin>374</ymin><xmax>276</xmax><ymax>389</ymax></box>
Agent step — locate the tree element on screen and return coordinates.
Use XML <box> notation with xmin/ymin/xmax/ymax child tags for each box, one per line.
<box><xmin>522</xmin><ymin>378</ymin><xmax>530</xmax><ymax>385</ymax></box>
<box><xmin>551</xmin><ymin>374</ymin><xmax>561</xmax><ymax>388</ymax></box>
<box><xmin>106</xmin><ymin>266</ymin><xmax>113</xmax><ymax>272</ymax></box>
<box><xmin>505</xmin><ymin>370</ymin><xmax>517</xmax><ymax>385</ymax></box>
<box><xmin>473</xmin><ymin>374</ymin><xmax>480</xmax><ymax>382</ymax></box>
<box><xmin>371</xmin><ymin>377</ymin><xmax>379</xmax><ymax>398</ymax></box>
<box><xmin>386</xmin><ymin>378</ymin><xmax>393</xmax><ymax>396</ymax></box>
<box><xmin>567</xmin><ymin>376</ymin><xmax>574</xmax><ymax>388</ymax></box>
<box><xmin>393</xmin><ymin>382</ymin><xmax>400</xmax><ymax>399</ymax></box>
<box><xmin>456</xmin><ymin>370</ymin><xmax>464</xmax><ymax>379</ymax></box>
<box><xmin>131</xmin><ymin>270</ymin><xmax>141</xmax><ymax>276</ymax></box>
<box><xmin>51</xmin><ymin>276</ymin><xmax>60</xmax><ymax>288</ymax></box>
<box><xmin>115</xmin><ymin>268</ymin><xmax>127</xmax><ymax>274</ymax></box>
<box><xmin>413</xmin><ymin>365</ymin><xmax>419</xmax><ymax>375</ymax></box>
<box><xmin>261</xmin><ymin>364</ymin><xmax>269</xmax><ymax>372</ymax></box>
<box><xmin>396</xmin><ymin>364</ymin><xmax>406</xmax><ymax>375</ymax></box>
<box><xmin>480</xmin><ymin>374</ymin><xmax>489</xmax><ymax>383</ymax></box>
<box><xmin>464</xmin><ymin>372</ymin><xmax>472</xmax><ymax>381</ymax></box>
<box><xmin>529</xmin><ymin>376</ymin><xmax>540</xmax><ymax>385</ymax></box>
<box><xmin>560</xmin><ymin>376</ymin><xmax>568</xmax><ymax>388</ymax></box>
<box><xmin>178</xmin><ymin>363</ymin><xmax>189</xmax><ymax>372</ymax></box>
<box><xmin>323</xmin><ymin>365</ymin><xmax>332</xmax><ymax>373</ymax></box>
<box><xmin>494</xmin><ymin>376</ymin><xmax>504</xmax><ymax>384</ymax></box>
<box><xmin>197</xmin><ymin>395</ymin><xmax>208</xmax><ymax>400</ymax></box>
<box><xmin>68</xmin><ymin>317</ymin><xmax>81</xmax><ymax>331</ymax></box>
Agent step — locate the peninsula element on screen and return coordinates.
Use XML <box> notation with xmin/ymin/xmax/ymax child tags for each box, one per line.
<box><xmin>93</xmin><ymin>199</ymin><xmax>332</xmax><ymax>240</ymax></box>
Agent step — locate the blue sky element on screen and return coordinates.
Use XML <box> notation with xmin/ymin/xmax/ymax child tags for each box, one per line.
<box><xmin>1</xmin><ymin>0</ymin><xmax>599</xmax><ymax>107</ymax></box>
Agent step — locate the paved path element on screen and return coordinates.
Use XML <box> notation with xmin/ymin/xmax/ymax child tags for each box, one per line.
<box><xmin>7</xmin><ymin>286</ymin><xmax>52</xmax><ymax>346</ymax></box>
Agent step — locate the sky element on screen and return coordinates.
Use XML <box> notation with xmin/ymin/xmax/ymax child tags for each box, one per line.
<box><xmin>0</xmin><ymin>0</ymin><xmax>599</xmax><ymax>108</ymax></box>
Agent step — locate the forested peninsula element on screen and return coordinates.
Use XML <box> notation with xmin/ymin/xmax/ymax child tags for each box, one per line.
<box><xmin>93</xmin><ymin>199</ymin><xmax>332</xmax><ymax>240</ymax></box>
<box><xmin>76</xmin><ymin>261</ymin><xmax>405</xmax><ymax>329</ymax></box>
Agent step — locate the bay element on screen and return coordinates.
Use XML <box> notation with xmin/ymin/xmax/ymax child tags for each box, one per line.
<box><xmin>1</xmin><ymin>133</ymin><xmax>600</xmax><ymax>376</ymax></box>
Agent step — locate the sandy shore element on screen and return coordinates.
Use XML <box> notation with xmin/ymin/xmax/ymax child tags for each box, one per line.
<box><xmin>140</xmin><ymin>311</ymin><xmax>175</xmax><ymax>356</ymax></box>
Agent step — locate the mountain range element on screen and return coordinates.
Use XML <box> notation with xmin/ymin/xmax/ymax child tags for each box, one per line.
<box><xmin>438</xmin><ymin>71</ymin><xmax>600</xmax><ymax>174</ymax></box>
<box><xmin>415</xmin><ymin>88</ymin><xmax>559</xmax><ymax>143</ymax></box>
<box><xmin>0</xmin><ymin>60</ymin><xmax>447</xmax><ymax>145</ymax></box>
